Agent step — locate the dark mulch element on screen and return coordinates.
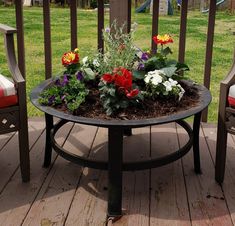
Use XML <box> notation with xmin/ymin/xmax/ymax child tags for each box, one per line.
<box><xmin>68</xmin><ymin>80</ymin><xmax>200</xmax><ymax>120</ymax></box>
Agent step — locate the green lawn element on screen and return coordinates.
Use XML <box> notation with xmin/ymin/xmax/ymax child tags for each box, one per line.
<box><xmin>0</xmin><ymin>6</ymin><xmax>234</xmax><ymax>121</ymax></box>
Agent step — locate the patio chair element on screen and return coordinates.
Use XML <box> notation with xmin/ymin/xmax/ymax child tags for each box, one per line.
<box><xmin>0</xmin><ymin>24</ymin><xmax>30</xmax><ymax>182</ymax></box>
<box><xmin>215</xmin><ymin>51</ymin><xmax>235</xmax><ymax>184</ymax></box>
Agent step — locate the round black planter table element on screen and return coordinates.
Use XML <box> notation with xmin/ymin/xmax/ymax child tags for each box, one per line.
<box><xmin>30</xmin><ymin>79</ymin><xmax>211</xmax><ymax>217</ymax></box>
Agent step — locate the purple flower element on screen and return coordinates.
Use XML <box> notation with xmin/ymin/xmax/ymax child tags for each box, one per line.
<box><xmin>48</xmin><ymin>95</ymin><xmax>55</xmax><ymax>105</ymax></box>
<box><xmin>105</xmin><ymin>27</ymin><xmax>110</xmax><ymax>33</ymax></box>
<box><xmin>141</xmin><ymin>52</ymin><xmax>149</xmax><ymax>61</ymax></box>
<box><xmin>61</xmin><ymin>95</ymin><xmax>66</xmax><ymax>101</ymax></box>
<box><xmin>138</xmin><ymin>63</ymin><xmax>145</xmax><ymax>70</ymax></box>
<box><xmin>76</xmin><ymin>71</ymin><xmax>83</xmax><ymax>81</ymax></box>
<box><xmin>61</xmin><ymin>74</ymin><xmax>69</xmax><ymax>86</ymax></box>
<box><xmin>55</xmin><ymin>78</ymin><xmax>61</xmax><ymax>86</ymax></box>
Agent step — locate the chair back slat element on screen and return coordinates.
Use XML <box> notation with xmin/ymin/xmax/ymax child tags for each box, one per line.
<box><xmin>178</xmin><ymin>0</ymin><xmax>188</xmax><ymax>64</ymax></box>
<box><xmin>151</xmin><ymin>0</ymin><xmax>160</xmax><ymax>54</ymax></box>
<box><xmin>43</xmin><ymin>0</ymin><xmax>52</xmax><ymax>79</ymax></box>
<box><xmin>202</xmin><ymin>0</ymin><xmax>216</xmax><ymax>121</ymax></box>
<box><xmin>98</xmin><ymin>0</ymin><xmax>104</xmax><ymax>52</ymax></box>
<box><xmin>70</xmin><ymin>0</ymin><xmax>78</xmax><ymax>50</ymax></box>
<box><xmin>15</xmin><ymin>0</ymin><xmax>25</xmax><ymax>78</ymax></box>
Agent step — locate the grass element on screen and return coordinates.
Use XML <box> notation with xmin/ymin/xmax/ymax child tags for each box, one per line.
<box><xmin>0</xmin><ymin>6</ymin><xmax>234</xmax><ymax>122</ymax></box>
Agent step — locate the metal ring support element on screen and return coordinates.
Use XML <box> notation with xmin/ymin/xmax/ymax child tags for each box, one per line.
<box><xmin>50</xmin><ymin>119</ymin><xmax>193</xmax><ymax>171</ymax></box>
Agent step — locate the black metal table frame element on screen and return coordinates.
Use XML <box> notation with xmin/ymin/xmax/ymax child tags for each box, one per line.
<box><xmin>31</xmin><ymin>79</ymin><xmax>211</xmax><ymax>217</ymax></box>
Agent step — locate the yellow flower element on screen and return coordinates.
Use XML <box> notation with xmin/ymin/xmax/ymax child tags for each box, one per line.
<box><xmin>153</xmin><ymin>34</ymin><xmax>173</xmax><ymax>45</ymax></box>
<box><xmin>74</xmin><ymin>48</ymin><xmax>79</xmax><ymax>53</ymax></box>
<box><xmin>62</xmin><ymin>51</ymin><xmax>79</xmax><ymax>66</ymax></box>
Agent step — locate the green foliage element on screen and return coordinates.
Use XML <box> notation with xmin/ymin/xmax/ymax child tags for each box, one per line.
<box><xmin>99</xmin><ymin>81</ymin><xmax>136</xmax><ymax>115</ymax></box>
<box><xmin>39</xmin><ymin>75</ymin><xmax>89</xmax><ymax>112</ymax></box>
<box><xmin>83</xmin><ymin>67</ymin><xmax>96</xmax><ymax>80</ymax></box>
<box><xmin>99</xmin><ymin>83</ymin><xmax>124</xmax><ymax>115</ymax></box>
<box><xmin>97</xmin><ymin>22</ymin><xmax>138</xmax><ymax>74</ymax></box>
<box><xmin>133</xmin><ymin>70</ymin><xmax>145</xmax><ymax>80</ymax></box>
<box><xmin>144</xmin><ymin>56</ymin><xmax>167</xmax><ymax>71</ymax></box>
<box><xmin>142</xmin><ymin>42</ymin><xmax>189</xmax><ymax>78</ymax></box>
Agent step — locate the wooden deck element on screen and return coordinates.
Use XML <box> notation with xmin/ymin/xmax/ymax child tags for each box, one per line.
<box><xmin>0</xmin><ymin>117</ymin><xmax>235</xmax><ymax>226</ymax></box>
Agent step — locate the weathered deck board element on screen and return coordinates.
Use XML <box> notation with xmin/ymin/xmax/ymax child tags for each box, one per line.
<box><xmin>0</xmin><ymin>119</ymin><xmax>73</xmax><ymax>226</ymax></box>
<box><xmin>0</xmin><ymin>118</ymin><xmax>45</xmax><ymax>193</ymax></box>
<box><xmin>0</xmin><ymin>118</ymin><xmax>235</xmax><ymax>226</ymax></box>
<box><xmin>112</xmin><ymin>127</ymin><xmax>150</xmax><ymax>226</ymax></box>
<box><xmin>202</xmin><ymin>123</ymin><xmax>235</xmax><ymax>225</ymax></box>
<box><xmin>21</xmin><ymin>123</ymin><xmax>97</xmax><ymax>226</ymax></box>
<box><xmin>64</xmin><ymin>127</ymin><xmax>108</xmax><ymax>226</ymax></box>
<box><xmin>177</xmin><ymin>124</ymin><xmax>233</xmax><ymax>226</ymax></box>
<box><xmin>150</xmin><ymin>123</ymin><xmax>190</xmax><ymax>226</ymax></box>
<box><xmin>0</xmin><ymin>132</ymin><xmax>15</xmax><ymax>151</ymax></box>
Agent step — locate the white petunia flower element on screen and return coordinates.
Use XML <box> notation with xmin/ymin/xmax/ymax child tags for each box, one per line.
<box><xmin>177</xmin><ymin>84</ymin><xmax>185</xmax><ymax>100</ymax></box>
<box><xmin>163</xmin><ymin>80</ymin><xmax>173</xmax><ymax>91</ymax></box>
<box><xmin>82</xmin><ymin>56</ymin><xmax>88</xmax><ymax>65</ymax></box>
<box><xmin>169</xmin><ymin>78</ymin><xmax>178</xmax><ymax>86</ymax></box>
<box><xmin>144</xmin><ymin>70</ymin><xmax>164</xmax><ymax>85</ymax></box>
<box><xmin>144</xmin><ymin>74</ymin><xmax>152</xmax><ymax>83</ymax></box>
<box><xmin>151</xmin><ymin>74</ymin><xmax>163</xmax><ymax>85</ymax></box>
<box><xmin>93</xmin><ymin>59</ymin><xmax>100</xmax><ymax>67</ymax></box>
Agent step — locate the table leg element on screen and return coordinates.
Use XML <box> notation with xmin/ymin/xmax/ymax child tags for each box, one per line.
<box><xmin>108</xmin><ymin>127</ymin><xmax>123</xmax><ymax>217</ymax></box>
<box><xmin>44</xmin><ymin>113</ymin><xmax>53</xmax><ymax>167</ymax></box>
<box><xmin>124</xmin><ymin>128</ymin><xmax>132</xmax><ymax>136</ymax></box>
<box><xmin>193</xmin><ymin>112</ymin><xmax>202</xmax><ymax>174</ymax></box>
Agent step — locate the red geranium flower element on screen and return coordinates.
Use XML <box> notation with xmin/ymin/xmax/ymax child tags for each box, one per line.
<box><xmin>102</xmin><ymin>74</ymin><xmax>113</xmax><ymax>83</ymax></box>
<box><xmin>114</xmin><ymin>68</ymin><xmax>133</xmax><ymax>90</ymax></box>
<box><xmin>102</xmin><ymin>68</ymin><xmax>135</xmax><ymax>97</ymax></box>
<box><xmin>153</xmin><ymin>34</ymin><xmax>173</xmax><ymax>45</ymax></box>
<box><xmin>126</xmin><ymin>89</ymin><xmax>139</xmax><ymax>99</ymax></box>
<box><xmin>121</xmin><ymin>68</ymin><xmax>132</xmax><ymax>80</ymax></box>
<box><xmin>62</xmin><ymin>51</ymin><xmax>79</xmax><ymax>66</ymax></box>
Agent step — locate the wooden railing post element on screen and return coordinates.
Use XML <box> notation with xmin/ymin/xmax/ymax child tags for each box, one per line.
<box><xmin>70</xmin><ymin>0</ymin><xmax>78</xmax><ymax>50</ymax></box>
<box><xmin>109</xmin><ymin>0</ymin><xmax>131</xmax><ymax>33</ymax></box>
<box><xmin>151</xmin><ymin>0</ymin><xmax>160</xmax><ymax>54</ymax></box>
<box><xmin>98</xmin><ymin>0</ymin><xmax>104</xmax><ymax>52</ymax></box>
<box><xmin>15</xmin><ymin>0</ymin><xmax>25</xmax><ymax>78</ymax></box>
<box><xmin>43</xmin><ymin>0</ymin><xmax>52</xmax><ymax>80</ymax></box>
<box><xmin>230</xmin><ymin>0</ymin><xmax>235</xmax><ymax>13</ymax></box>
<box><xmin>202</xmin><ymin>0</ymin><xmax>216</xmax><ymax>122</ymax></box>
<box><xmin>178</xmin><ymin>0</ymin><xmax>188</xmax><ymax>64</ymax></box>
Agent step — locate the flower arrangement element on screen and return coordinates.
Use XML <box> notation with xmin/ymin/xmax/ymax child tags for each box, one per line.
<box><xmin>39</xmin><ymin>24</ymin><xmax>192</xmax><ymax>118</ymax></box>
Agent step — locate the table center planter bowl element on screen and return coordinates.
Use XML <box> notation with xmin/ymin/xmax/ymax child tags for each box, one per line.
<box><xmin>30</xmin><ymin>78</ymin><xmax>211</xmax><ymax>217</ymax></box>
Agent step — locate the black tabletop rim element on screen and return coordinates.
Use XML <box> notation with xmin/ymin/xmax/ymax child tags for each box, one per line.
<box><xmin>30</xmin><ymin>78</ymin><xmax>212</xmax><ymax>128</ymax></box>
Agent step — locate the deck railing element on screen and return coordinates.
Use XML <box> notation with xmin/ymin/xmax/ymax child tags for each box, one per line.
<box><xmin>13</xmin><ymin>0</ymin><xmax>218</xmax><ymax>122</ymax></box>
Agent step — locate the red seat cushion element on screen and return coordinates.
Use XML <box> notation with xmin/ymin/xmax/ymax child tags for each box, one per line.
<box><xmin>0</xmin><ymin>95</ymin><xmax>18</xmax><ymax>108</ymax></box>
<box><xmin>0</xmin><ymin>74</ymin><xmax>18</xmax><ymax>108</ymax></box>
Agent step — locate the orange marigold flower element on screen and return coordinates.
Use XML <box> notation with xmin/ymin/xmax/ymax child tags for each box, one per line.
<box><xmin>153</xmin><ymin>34</ymin><xmax>173</xmax><ymax>45</ymax></box>
<box><xmin>62</xmin><ymin>51</ymin><xmax>79</xmax><ymax>66</ymax></box>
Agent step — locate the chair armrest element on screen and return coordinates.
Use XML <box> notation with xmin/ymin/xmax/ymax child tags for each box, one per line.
<box><xmin>11</xmin><ymin>65</ymin><xmax>25</xmax><ymax>86</ymax></box>
<box><xmin>221</xmin><ymin>63</ymin><xmax>235</xmax><ymax>87</ymax></box>
<box><xmin>0</xmin><ymin>24</ymin><xmax>16</xmax><ymax>34</ymax></box>
<box><xmin>0</xmin><ymin>25</ymin><xmax>25</xmax><ymax>85</ymax></box>
<box><xmin>221</xmin><ymin>50</ymin><xmax>235</xmax><ymax>86</ymax></box>
<box><xmin>217</xmin><ymin>52</ymin><xmax>235</xmax><ymax>113</ymax></box>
